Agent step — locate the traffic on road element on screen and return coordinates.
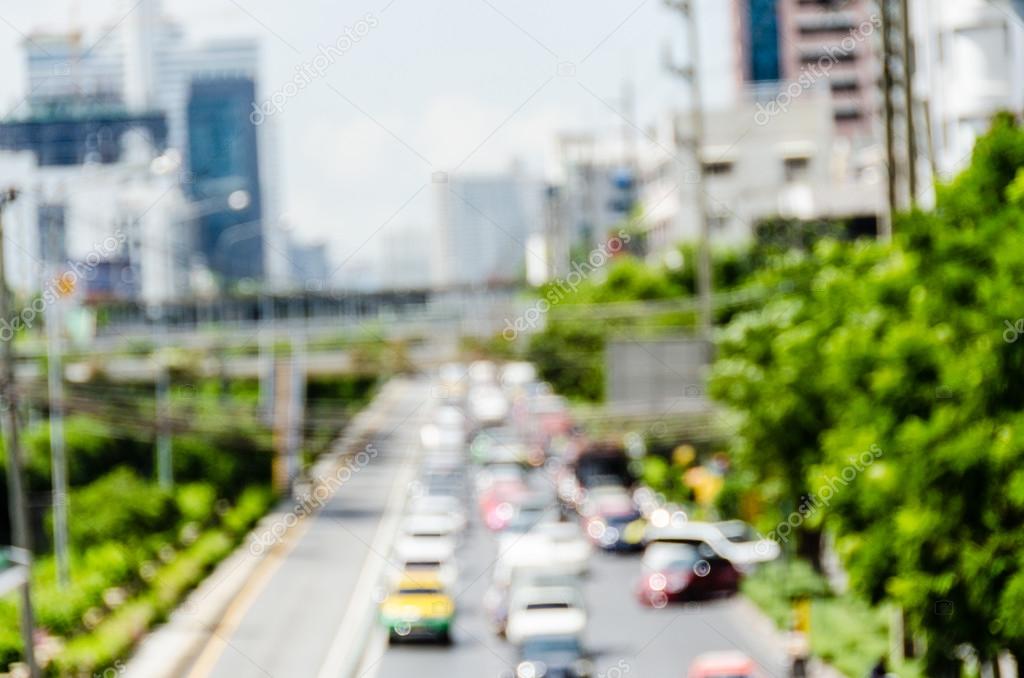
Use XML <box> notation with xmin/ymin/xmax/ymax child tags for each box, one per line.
<box><xmin>368</xmin><ymin>361</ymin><xmax>788</xmax><ymax>678</ymax></box>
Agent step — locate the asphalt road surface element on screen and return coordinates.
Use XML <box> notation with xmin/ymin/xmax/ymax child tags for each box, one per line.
<box><xmin>183</xmin><ymin>377</ymin><xmax>788</xmax><ymax>678</ymax></box>
<box><xmin>190</xmin><ymin>380</ymin><xmax>431</xmax><ymax>678</ymax></box>
<box><xmin>364</xmin><ymin>479</ymin><xmax>788</xmax><ymax>678</ymax></box>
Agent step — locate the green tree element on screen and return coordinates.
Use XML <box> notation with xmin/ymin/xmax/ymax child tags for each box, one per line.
<box><xmin>710</xmin><ymin>114</ymin><xmax>1024</xmax><ymax>674</ymax></box>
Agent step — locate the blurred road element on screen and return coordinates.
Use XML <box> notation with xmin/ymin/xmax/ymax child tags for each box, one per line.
<box><xmin>182</xmin><ymin>377</ymin><xmax>788</xmax><ymax>678</ymax></box>
<box><xmin>186</xmin><ymin>379</ymin><xmax>430</xmax><ymax>678</ymax></box>
<box><xmin>363</xmin><ymin>493</ymin><xmax>788</xmax><ymax>678</ymax></box>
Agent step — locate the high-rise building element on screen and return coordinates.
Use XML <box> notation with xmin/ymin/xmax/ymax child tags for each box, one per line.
<box><xmin>557</xmin><ymin>135</ymin><xmax>637</xmax><ymax>254</ymax></box>
<box><xmin>433</xmin><ymin>170</ymin><xmax>542</xmax><ymax>289</ymax></box>
<box><xmin>741</xmin><ymin>0</ymin><xmax>783</xmax><ymax>82</ymax></box>
<box><xmin>732</xmin><ymin>0</ymin><xmax>882</xmax><ymax>139</ymax></box>
<box><xmin>637</xmin><ymin>85</ymin><xmax>884</xmax><ymax>254</ymax></box>
<box><xmin>773</xmin><ymin>0</ymin><xmax>882</xmax><ymax>139</ymax></box>
<box><xmin>379</xmin><ymin>226</ymin><xmax>432</xmax><ymax>290</ymax></box>
<box><xmin>912</xmin><ymin>0</ymin><xmax>1024</xmax><ymax>178</ymax></box>
<box><xmin>187</xmin><ymin>78</ymin><xmax>264</xmax><ymax>282</ymax></box>
<box><xmin>20</xmin><ymin>0</ymin><xmax>270</xmax><ymax>291</ymax></box>
<box><xmin>0</xmin><ymin>140</ymin><xmax>192</xmax><ymax>303</ymax></box>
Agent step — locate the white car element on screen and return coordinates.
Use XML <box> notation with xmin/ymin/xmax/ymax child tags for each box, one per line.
<box><xmin>438</xmin><ymin>363</ymin><xmax>468</xmax><ymax>402</ymax></box>
<box><xmin>494</xmin><ymin>529</ymin><xmax>590</xmax><ymax>584</ymax></box>
<box><xmin>474</xmin><ymin>462</ymin><xmax>526</xmax><ymax>494</ymax></box>
<box><xmin>394</xmin><ymin>515</ymin><xmax>460</xmax><ymax>562</ymax></box>
<box><xmin>531</xmin><ymin>522</ymin><xmax>591</xmax><ymax>576</ymax></box>
<box><xmin>468</xmin><ymin>385</ymin><xmax>509</xmax><ymax>426</ymax></box>
<box><xmin>393</xmin><ymin>533</ymin><xmax>456</xmax><ymax>568</ymax></box>
<box><xmin>712</xmin><ymin>520</ymin><xmax>781</xmax><ymax>566</ymax></box>
<box><xmin>420</xmin><ymin>423</ymin><xmax>465</xmax><ymax>451</ymax></box>
<box><xmin>500</xmin><ymin>362</ymin><xmax>537</xmax><ymax>389</ymax></box>
<box><xmin>505</xmin><ymin>586</ymin><xmax>587</xmax><ymax>645</ymax></box>
<box><xmin>645</xmin><ymin>520</ymin><xmax>780</xmax><ymax>568</ymax></box>
<box><xmin>407</xmin><ymin>495</ymin><xmax>468</xmax><ymax>533</ymax></box>
<box><xmin>468</xmin><ymin>360</ymin><xmax>499</xmax><ymax>385</ymax></box>
<box><xmin>399</xmin><ymin>514</ymin><xmax>461</xmax><ymax>540</ymax></box>
<box><xmin>495</xmin><ymin>500</ymin><xmax>562</xmax><ymax>552</ymax></box>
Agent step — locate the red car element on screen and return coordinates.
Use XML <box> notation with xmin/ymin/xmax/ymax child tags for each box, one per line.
<box><xmin>687</xmin><ymin>651</ymin><xmax>762</xmax><ymax>678</ymax></box>
<box><xmin>635</xmin><ymin>542</ymin><xmax>741</xmax><ymax>606</ymax></box>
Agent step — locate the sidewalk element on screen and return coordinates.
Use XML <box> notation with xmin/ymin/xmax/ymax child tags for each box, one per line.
<box><xmin>123</xmin><ymin>379</ymin><xmax>411</xmax><ymax>678</ymax></box>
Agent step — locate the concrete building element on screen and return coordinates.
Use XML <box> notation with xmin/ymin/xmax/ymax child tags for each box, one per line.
<box><xmin>21</xmin><ymin>0</ymin><xmax>274</xmax><ymax>289</ymax></box>
<box><xmin>912</xmin><ymin>0</ymin><xmax>1024</xmax><ymax>178</ymax></box>
<box><xmin>0</xmin><ymin>137</ymin><xmax>192</xmax><ymax>305</ymax></box>
<box><xmin>638</xmin><ymin>85</ymin><xmax>884</xmax><ymax>255</ymax></box>
<box><xmin>433</xmin><ymin>169</ymin><xmax>543</xmax><ymax>289</ymax></box>
<box><xmin>378</xmin><ymin>226</ymin><xmax>432</xmax><ymax>291</ymax></box>
<box><xmin>731</xmin><ymin>0</ymin><xmax>883</xmax><ymax>141</ymax></box>
<box><xmin>555</xmin><ymin>134</ymin><xmax>637</xmax><ymax>259</ymax></box>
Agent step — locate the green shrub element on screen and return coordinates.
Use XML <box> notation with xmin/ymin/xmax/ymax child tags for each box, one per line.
<box><xmin>53</xmin><ymin>528</ymin><xmax>237</xmax><ymax>676</ymax></box>
<box><xmin>172</xmin><ymin>430</ymin><xmax>273</xmax><ymax>497</ymax></box>
<box><xmin>54</xmin><ymin>596</ymin><xmax>156</xmax><ymax>677</ymax></box>
<box><xmin>32</xmin><ymin>543</ymin><xmax>145</xmax><ymax>636</ymax></box>
<box><xmin>222</xmin><ymin>486</ymin><xmax>275</xmax><ymax>536</ymax></box>
<box><xmin>23</xmin><ymin>416</ymin><xmax>152</xmax><ymax>490</ymax></box>
<box><xmin>0</xmin><ymin>603</ymin><xmax>21</xmax><ymax>669</ymax></box>
<box><xmin>67</xmin><ymin>469</ymin><xmax>179</xmax><ymax>550</ymax></box>
<box><xmin>175</xmin><ymin>483</ymin><xmax>217</xmax><ymax>525</ymax></box>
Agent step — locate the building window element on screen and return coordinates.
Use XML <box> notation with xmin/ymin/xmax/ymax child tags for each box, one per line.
<box><xmin>747</xmin><ymin>0</ymin><xmax>781</xmax><ymax>82</ymax></box>
<box><xmin>784</xmin><ymin>156</ymin><xmax>811</xmax><ymax>183</ymax></box>
<box><xmin>703</xmin><ymin>161</ymin><xmax>734</xmax><ymax>176</ymax></box>
<box><xmin>834</xmin><ymin>108</ymin><xmax>863</xmax><ymax>122</ymax></box>
<box><xmin>830</xmin><ymin>77</ymin><xmax>860</xmax><ymax>93</ymax></box>
<box><xmin>709</xmin><ymin>215</ymin><xmax>730</xmax><ymax>231</ymax></box>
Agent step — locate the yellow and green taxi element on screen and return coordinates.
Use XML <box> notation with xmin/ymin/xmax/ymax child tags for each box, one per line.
<box><xmin>379</xmin><ymin>571</ymin><xmax>455</xmax><ymax>643</ymax></box>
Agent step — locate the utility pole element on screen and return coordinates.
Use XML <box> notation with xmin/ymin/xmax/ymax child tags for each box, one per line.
<box><xmin>665</xmin><ymin>0</ymin><xmax>713</xmax><ymax>337</ymax></box>
<box><xmin>154</xmin><ymin>307</ymin><xmax>172</xmax><ymax>489</ymax></box>
<box><xmin>879</xmin><ymin>0</ymin><xmax>916</xmax><ymax>235</ymax></box>
<box><xmin>43</xmin><ymin>225</ymin><xmax>69</xmax><ymax>589</ymax></box>
<box><xmin>0</xmin><ymin>187</ymin><xmax>40</xmax><ymax>678</ymax></box>
<box><xmin>880</xmin><ymin>0</ymin><xmax>898</xmax><ymax>241</ymax></box>
<box><xmin>258</xmin><ymin>292</ymin><xmax>275</xmax><ymax>426</ymax></box>
<box><xmin>899</xmin><ymin>0</ymin><xmax>917</xmax><ymax>205</ymax></box>
<box><xmin>286</xmin><ymin>334</ymin><xmax>306</xmax><ymax>491</ymax></box>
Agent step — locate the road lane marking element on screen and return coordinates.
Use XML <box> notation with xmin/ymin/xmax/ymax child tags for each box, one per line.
<box><xmin>184</xmin><ymin>387</ymin><xmax>406</xmax><ymax>678</ymax></box>
<box><xmin>186</xmin><ymin>513</ymin><xmax>316</xmax><ymax>678</ymax></box>
<box><xmin>316</xmin><ymin>401</ymin><xmax>425</xmax><ymax>678</ymax></box>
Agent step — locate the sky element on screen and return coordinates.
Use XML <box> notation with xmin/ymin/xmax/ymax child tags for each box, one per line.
<box><xmin>0</xmin><ymin>0</ymin><xmax>733</xmax><ymax>282</ymax></box>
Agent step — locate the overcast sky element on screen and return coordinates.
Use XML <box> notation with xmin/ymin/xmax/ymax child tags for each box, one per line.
<box><xmin>0</xmin><ymin>0</ymin><xmax>721</xmax><ymax>278</ymax></box>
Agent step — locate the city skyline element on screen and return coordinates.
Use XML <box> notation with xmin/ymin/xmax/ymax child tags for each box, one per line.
<box><xmin>0</xmin><ymin>0</ymin><xmax>705</xmax><ymax>285</ymax></box>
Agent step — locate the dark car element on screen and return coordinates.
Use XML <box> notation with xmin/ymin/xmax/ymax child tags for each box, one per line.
<box><xmin>515</xmin><ymin>635</ymin><xmax>593</xmax><ymax>678</ymax></box>
<box><xmin>635</xmin><ymin>542</ymin><xmax>740</xmax><ymax>606</ymax></box>
<box><xmin>583</xmin><ymin>504</ymin><xmax>646</xmax><ymax>552</ymax></box>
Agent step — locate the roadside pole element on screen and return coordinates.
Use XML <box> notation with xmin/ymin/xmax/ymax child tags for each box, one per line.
<box><xmin>44</xmin><ymin>272</ymin><xmax>70</xmax><ymax>589</ymax></box>
<box><xmin>0</xmin><ymin>187</ymin><xmax>40</xmax><ymax>678</ymax></box>
<box><xmin>156</xmin><ymin>337</ymin><xmax>173</xmax><ymax>489</ymax></box>
<box><xmin>665</xmin><ymin>0</ymin><xmax>714</xmax><ymax>338</ymax></box>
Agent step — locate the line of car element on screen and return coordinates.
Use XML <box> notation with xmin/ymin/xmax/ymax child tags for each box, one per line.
<box><xmin>378</xmin><ymin>360</ymin><xmax>780</xmax><ymax>678</ymax></box>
